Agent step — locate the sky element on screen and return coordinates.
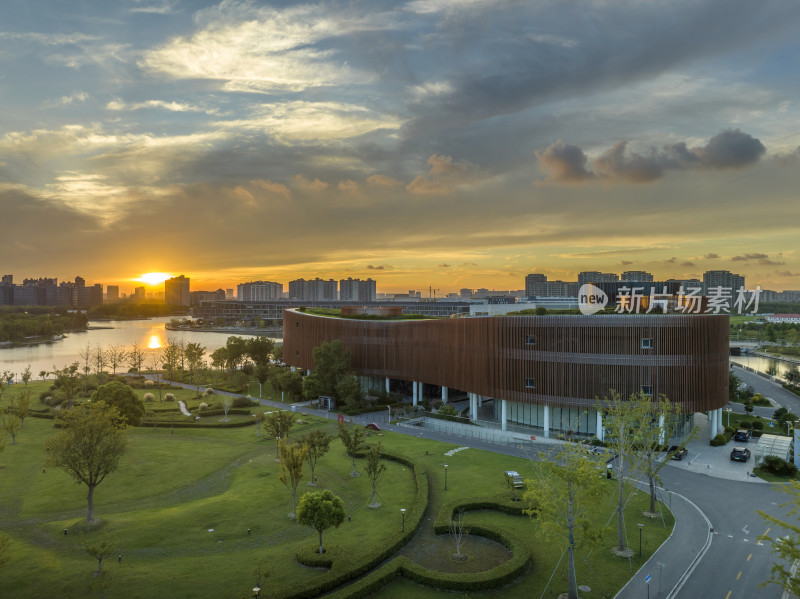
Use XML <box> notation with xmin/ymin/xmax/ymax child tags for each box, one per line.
<box><xmin>2</xmin><ymin>0</ymin><xmax>800</xmax><ymax>294</ymax></box>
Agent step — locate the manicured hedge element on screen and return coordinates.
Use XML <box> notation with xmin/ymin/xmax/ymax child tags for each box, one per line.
<box><xmin>138</xmin><ymin>419</ymin><xmax>255</xmax><ymax>429</ymax></box>
<box><xmin>282</xmin><ymin>450</ymin><xmax>428</xmax><ymax>599</ymax></box>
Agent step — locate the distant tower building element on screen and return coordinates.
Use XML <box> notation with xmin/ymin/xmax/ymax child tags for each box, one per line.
<box><xmin>238</xmin><ymin>281</ymin><xmax>283</xmax><ymax>301</ymax></box>
<box><xmin>621</xmin><ymin>271</ymin><xmax>654</xmax><ymax>282</ymax></box>
<box><xmin>578</xmin><ymin>271</ymin><xmax>619</xmax><ymax>285</ymax></box>
<box><xmin>133</xmin><ymin>286</ymin><xmax>146</xmax><ymax>302</ymax></box>
<box><xmin>459</xmin><ymin>288</ymin><xmax>473</xmax><ymax>299</ymax></box>
<box><xmin>288</xmin><ymin>278</ymin><xmax>338</xmax><ymax>301</ymax></box>
<box><xmin>106</xmin><ymin>285</ymin><xmax>120</xmax><ymax>303</ymax></box>
<box><xmin>225</xmin><ymin>288</ymin><xmax>234</xmax><ymax>300</ymax></box>
<box><xmin>164</xmin><ymin>275</ymin><xmax>191</xmax><ymax>306</ymax></box>
<box><xmin>524</xmin><ymin>274</ymin><xmax>547</xmax><ymax>298</ymax></box>
<box><xmin>339</xmin><ymin>278</ymin><xmax>376</xmax><ymax>302</ymax></box>
<box><xmin>703</xmin><ymin>270</ymin><xmax>745</xmax><ymax>293</ymax></box>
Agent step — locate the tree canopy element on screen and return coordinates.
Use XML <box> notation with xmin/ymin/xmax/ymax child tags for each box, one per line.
<box><xmin>46</xmin><ymin>401</ymin><xmax>128</xmax><ymax>521</ymax></box>
<box><xmin>296</xmin><ymin>489</ymin><xmax>346</xmax><ymax>555</ymax></box>
<box><xmin>90</xmin><ymin>381</ymin><xmax>146</xmax><ymax>426</ymax></box>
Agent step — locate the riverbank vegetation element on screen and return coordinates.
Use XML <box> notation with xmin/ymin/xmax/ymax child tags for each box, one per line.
<box><xmin>0</xmin><ymin>309</ymin><xmax>88</xmax><ymax>343</ymax></box>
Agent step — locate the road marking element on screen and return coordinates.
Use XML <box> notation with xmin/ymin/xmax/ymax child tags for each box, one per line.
<box><xmin>725</xmin><ymin>591</ymin><xmax>732</xmax><ymax>599</ymax></box>
<box><xmin>747</xmin><ymin>554</ymin><xmax>752</xmax><ymax>562</ymax></box>
<box><xmin>765</xmin><ymin>528</ymin><xmax>771</xmax><ymax>535</ymax></box>
<box><xmin>742</xmin><ymin>525</ymin><xmax>750</xmax><ymax>535</ymax></box>
<box><xmin>737</xmin><ymin>571</ymin><xmax>742</xmax><ymax>580</ymax></box>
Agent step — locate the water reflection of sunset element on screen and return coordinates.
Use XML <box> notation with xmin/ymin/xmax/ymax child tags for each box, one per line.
<box><xmin>148</xmin><ymin>335</ymin><xmax>162</xmax><ymax>349</ymax></box>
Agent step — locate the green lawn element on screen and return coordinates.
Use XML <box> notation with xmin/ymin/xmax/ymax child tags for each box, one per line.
<box><xmin>0</xmin><ymin>386</ymin><xmax>675</xmax><ymax>599</ymax></box>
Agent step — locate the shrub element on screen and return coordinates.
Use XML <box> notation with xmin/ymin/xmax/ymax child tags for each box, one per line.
<box><xmin>164</xmin><ymin>393</ymin><xmax>175</xmax><ymax>402</ymax></box>
<box><xmin>198</xmin><ymin>402</ymin><xmax>209</xmax><ymax>410</ymax></box>
<box><xmin>144</xmin><ymin>379</ymin><xmax>154</xmax><ymax>387</ymax></box>
<box><xmin>203</xmin><ymin>388</ymin><xmax>215</xmax><ymax>396</ymax></box>
<box><xmin>751</xmin><ymin>421</ymin><xmax>764</xmax><ymax>430</ymax></box>
<box><xmin>143</xmin><ymin>393</ymin><xmax>155</xmax><ymax>403</ymax></box>
<box><xmin>232</xmin><ymin>396</ymin><xmax>255</xmax><ymax>408</ymax></box>
<box><xmin>710</xmin><ymin>433</ymin><xmax>728</xmax><ymax>446</ymax></box>
<box><xmin>739</xmin><ymin>421</ymin><xmax>752</xmax><ymax>429</ymax></box>
<box><xmin>761</xmin><ymin>455</ymin><xmax>798</xmax><ymax>477</ymax></box>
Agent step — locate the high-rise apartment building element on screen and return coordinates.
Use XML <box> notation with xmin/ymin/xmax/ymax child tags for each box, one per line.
<box><xmin>578</xmin><ymin>271</ymin><xmax>619</xmax><ymax>285</ymax></box>
<box><xmin>133</xmin><ymin>287</ymin><xmax>146</xmax><ymax>302</ymax></box>
<box><xmin>164</xmin><ymin>275</ymin><xmax>191</xmax><ymax>306</ymax></box>
<box><xmin>621</xmin><ymin>271</ymin><xmax>654</xmax><ymax>282</ymax></box>
<box><xmin>288</xmin><ymin>278</ymin><xmax>338</xmax><ymax>301</ymax></box>
<box><xmin>238</xmin><ymin>281</ymin><xmax>283</xmax><ymax>301</ymax></box>
<box><xmin>703</xmin><ymin>270</ymin><xmax>745</xmax><ymax>293</ymax></box>
<box><xmin>106</xmin><ymin>285</ymin><xmax>120</xmax><ymax>302</ymax></box>
<box><xmin>339</xmin><ymin>278</ymin><xmax>376</xmax><ymax>302</ymax></box>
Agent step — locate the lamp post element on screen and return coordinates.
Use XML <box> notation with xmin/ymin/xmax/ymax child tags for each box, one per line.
<box><xmin>253</xmin><ymin>586</ymin><xmax>261</xmax><ymax>598</ymax></box>
<box><xmin>726</xmin><ymin>408</ymin><xmax>732</xmax><ymax>427</ymax></box>
<box><xmin>658</xmin><ymin>562</ymin><xmax>665</xmax><ymax>599</ymax></box>
<box><xmin>400</xmin><ymin>508</ymin><xmax>406</xmax><ymax>532</ymax></box>
<box><xmin>443</xmin><ymin>464</ymin><xmax>448</xmax><ymax>491</ymax></box>
<box><xmin>638</xmin><ymin>523</ymin><xmax>644</xmax><ymax>557</ymax></box>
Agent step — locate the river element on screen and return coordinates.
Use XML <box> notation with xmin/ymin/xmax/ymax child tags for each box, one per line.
<box><xmin>0</xmin><ymin>317</ymin><xmax>278</xmax><ymax>378</ymax></box>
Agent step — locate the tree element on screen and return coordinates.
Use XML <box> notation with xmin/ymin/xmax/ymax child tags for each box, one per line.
<box><xmin>83</xmin><ymin>531</ymin><xmax>118</xmax><ymax>574</ymax></box>
<box><xmin>253</xmin><ymin>412</ymin><xmax>264</xmax><ymax>437</ymax></box>
<box><xmin>786</xmin><ymin>367</ymin><xmax>800</xmax><ymax>387</ymax></box>
<box><xmin>106</xmin><ymin>345</ymin><xmax>127</xmax><ymax>375</ymax></box>
<box><xmin>127</xmin><ymin>343</ymin><xmax>145</xmax><ymax>373</ymax></box>
<box><xmin>759</xmin><ymin>481</ymin><xmax>800</xmax><ymax>596</ymax></box>
<box><xmin>264</xmin><ymin>410</ymin><xmax>296</xmax><ymax>456</ymax></box>
<box><xmin>279</xmin><ymin>439</ymin><xmax>308</xmax><ymax>518</ymax></box>
<box><xmin>90</xmin><ymin>381</ymin><xmax>146</xmax><ymax>426</ymax></box>
<box><xmin>39</xmin><ymin>370</ymin><xmax>48</xmax><ymax>381</ymax></box>
<box><xmin>304</xmin><ymin>340</ymin><xmax>351</xmax><ymax>400</ymax></box>
<box><xmin>336</xmin><ymin>375</ymin><xmax>364</xmax><ymax>410</ymax></box>
<box><xmin>296</xmin><ymin>490</ymin><xmax>346</xmax><ymax>555</ymax></box>
<box><xmin>1</xmin><ymin>412</ymin><xmax>21</xmax><ymax>445</ymax></box>
<box><xmin>52</xmin><ymin>363</ymin><xmax>81</xmax><ymax>408</ymax></box>
<box><xmin>599</xmin><ymin>390</ymin><xmax>653</xmax><ymax>555</ymax></box>
<box><xmin>449</xmin><ymin>510</ymin><xmax>469</xmax><ymax>560</ymax></box>
<box><xmin>148</xmin><ymin>351</ymin><xmax>163</xmax><ymax>402</ymax></box>
<box><xmin>46</xmin><ymin>401</ymin><xmax>128</xmax><ymax>521</ymax></box>
<box><xmin>729</xmin><ymin>370</ymin><xmax>742</xmax><ymax>402</ymax></box>
<box><xmin>10</xmin><ymin>390</ymin><xmax>30</xmax><ymax>430</ymax></box>
<box><xmin>272</xmin><ymin>369</ymin><xmax>304</xmax><ymax>402</ymax></box>
<box><xmin>93</xmin><ymin>345</ymin><xmax>108</xmax><ymax>381</ymax></box>
<box><xmin>184</xmin><ymin>342</ymin><xmax>206</xmax><ymax>397</ymax></box>
<box><xmin>301</xmin><ymin>430</ymin><xmax>331</xmax><ymax>485</ymax></box>
<box><xmin>365</xmin><ymin>443</ymin><xmax>387</xmax><ymax>507</ymax></box>
<box><xmin>338</xmin><ymin>423</ymin><xmax>366</xmax><ymax>477</ymax></box>
<box><xmin>162</xmin><ymin>340</ymin><xmax>182</xmax><ymax>380</ymax></box>
<box><xmin>20</xmin><ymin>365</ymin><xmax>32</xmax><ymax>389</ymax></box>
<box><xmin>245</xmin><ymin>336</ymin><xmax>275</xmax><ymax>371</ymax></box>
<box><xmin>0</xmin><ymin>370</ymin><xmax>12</xmax><ymax>402</ymax></box>
<box><xmin>523</xmin><ymin>439</ymin><xmax>608</xmax><ymax>599</ymax></box>
<box><xmin>633</xmin><ymin>394</ymin><xmax>682</xmax><ymax>514</ymax></box>
<box><xmin>79</xmin><ymin>342</ymin><xmax>92</xmax><ymax>394</ymax></box>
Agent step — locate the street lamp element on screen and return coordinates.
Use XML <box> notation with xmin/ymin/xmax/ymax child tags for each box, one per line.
<box><xmin>443</xmin><ymin>464</ymin><xmax>448</xmax><ymax>491</ymax></box>
<box><xmin>726</xmin><ymin>408</ymin><xmax>732</xmax><ymax>427</ymax></box>
<box><xmin>400</xmin><ymin>508</ymin><xmax>406</xmax><ymax>532</ymax></box>
<box><xmin>253</xmin><ymin>586</ymin><xmax>261</xmax><ymax>598</ymax></box>
<box><xmin>638</xmin><ymin>523</ymin><xmax>644</xmax><ymax>557</ymax></box>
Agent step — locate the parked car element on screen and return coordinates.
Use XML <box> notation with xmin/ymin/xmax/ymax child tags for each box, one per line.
<box><xmin>504</xmin><ymin>470</ymin><xmax>524</xmax><ymax>488</ymax></box>
<box><xmin>734</xmin><ymin>429</ymin><xmax>752</xmax><ymax>442</ymax></box>
<box><xmin>669</xmin><ymin>446</ymin><xmax>688</xmax><ymax>460</ymax></box>
<box><xmin>730</xmin><ymin>447</ymin><xmax>752</xmax><ymax>462</ymax></box>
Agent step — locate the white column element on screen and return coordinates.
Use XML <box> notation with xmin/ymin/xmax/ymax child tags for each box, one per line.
<box><xmin>478</xmin><ymin>395</ymin><xmax>483</xmax><ymax>407</ymax></box>
<box><xmin>658</xmin><ymin>413</ymin><xmax>665</xmax><ymax>445</ymax></box>
<box><xmin>385</xmin><ymin>377</ymin><xmax>390</xmax><ymax>393</ymax></box>
<box><xmin>306</xmin><ymin>369</ymin><xmax>311</xmax><ymax>376</ymax></box>
<box><xmin>291</xmin><ymin>366</ymin><xmax>296</xmax><ymax>372</ymax></box>
<box><xmin>441</xmin><ymin>386</ymin><xmax>448</xmax><ymax>404</ymax></box>
<box><xmin>710</xmin><ymin>411</ymin><xmax>718</xmax><ymax>439</ymax></box>
<box><xmin>501</xmin><ymin>399</ymin><xmax>508</xmax><ymax>431</ymax></box>
<box><xmin>717</xmin><ymin>408</ymin><xmax>723</xmax><ymax>429</ymax></box>
<box><xmin>596</xmin><ymin>411</ymin><xmax>604</xmax><ymax>441</ymax></box>
<box><xmin>418</xmin><ymin>382</ymin><xmax>423</xmax><ymax>403</ymax></box>
<box><xmin>412</xmin><ymin>381</ymin><xmax>418</xmax><ymax>406</ymax></box>
<box><xmin>469</xmin><ymin>393</ymin><xmax>477</xmax><ymax>421</ymax></box>
<box><xmin>544</xmin><ymin>406</ymin><xmax>550</xmax><ymax>439</ymax></box>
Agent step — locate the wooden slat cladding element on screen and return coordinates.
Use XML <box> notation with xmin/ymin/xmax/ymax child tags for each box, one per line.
<box><xmin>283</xmin><ymin>312</ymin><xmax>729</xmax><ymax>412</ymax></box>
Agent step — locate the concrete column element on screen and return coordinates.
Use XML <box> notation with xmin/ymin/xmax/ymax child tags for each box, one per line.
<box><xmin>501</xmin><ymin>399</ymin><xmax>508</xmax><ymax>431</ymax></box>
<box><xmin>441</xmin><ymin>386</ymin><xmax>448</xmax><ymax>404</ymax></box>
<box><xmin>596</xmin><ymin>411</ymin><xmax>604</xmax><ymax>441</ymax></box>
<box><xmin>469</xmin><ymin>393</ymin><xmax>477</xmax><ymax>421</ymax></box>
<box><xmin>478</xmin><ymin>395</ymin><xmax>483</xmax><ymax>407</ymax></box>
<box><xmin>658</xmin><ymin>413</ymin><xmax>665</xmax><ymax>445</ymax></box>
<box><xmin>291</xmin><ymin>366</ymin><xmax>296</xmax><ymax>372</ymax></box>
<box><xmin>544</xmin><ymin>406</ymin><xmax>550</xmax><ymax>439</ymax></box>
<box><xmin>710</xmin><ymin>410</ymin><xmax>718</xmax><ymax>439</ymax></box>
<box><xmin>418</xmin><ymin>382</ymin><xmax>424</xmax><ymax>403</ymax></box>
<box><xmin>385</xmin><ymin>377</ymin><xmax>390</xmax><ymax>393</ymax></box>
<box><xmin>412</xmin><ymin>381</ymin><xmax>418</xmax><ymax>407</ymax></box>
<box><xmin>717</xmin><ymin>408</ymin><xmax>723</xmax><ymax>429</ymax></box>
<box><xmin>306</xmin><ymin>369</ymin><xmax>311</xmax><ymax>376</ymax></box>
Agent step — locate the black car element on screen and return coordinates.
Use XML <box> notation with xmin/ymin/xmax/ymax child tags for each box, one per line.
<box><xmin>730</xmin><ymin>447</ymin><xmax>751</xmax><ymax>462</ymax></box>
<box><xmin>734</xmin><ymin>429</ymin><xmax>752</xmax><ymax>442</ymax></box>
<box><xmin>669</xmin><ymin>446</ymin><xmax>688</xmax><ymax>460</ymax></box>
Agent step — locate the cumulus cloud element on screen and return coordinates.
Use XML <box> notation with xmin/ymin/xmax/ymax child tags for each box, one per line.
<box><xmin>367</xmin><ymin>264</ymin><xmax>392</xmax><ymax>270</ymax></box>
<box><xmin>535</xmin><ymin>141</ymin><xmax>593</xmax><ymax>183</ymax></box>
<box><xmin>538</xmin><ymin>129</ymin><xmax>766</xmax><ymax>184</ymax></box>
<box><xmin>293</xmin><ymin>175</ymin><xmax>329</xmax><ymax>192</ymax></box>
<box><xmin>337</xmin><ymin>180</ymin><xmax>358</xmax><ymax>193</ymax></box>
<box><xmin>681</xmin><ymin>261</ymin><xmax>695</xmax><ymax>267</ymax></box>
<box><xmin>366</xmin><ymin>174</ymin><xmax>401</xmax><ymax>187</ymax></box>
<box><xmin>621</xmin><ymin>260</ymin><xmax>633</xmax><ymax>266</ymax></box>
<box><xmin>406</xmin><ymin>154</ymin><xmax>485</xmax><ymax>195</ymax></box>
<box><xmin>439</xmin><ymin>263</ymin><xmax>451</xmax><ymax>268</ymax></box>
<box><xmin>705</xmin><ymin>253</ymin><xmax>720</xmax><ymax>259</ymax></box>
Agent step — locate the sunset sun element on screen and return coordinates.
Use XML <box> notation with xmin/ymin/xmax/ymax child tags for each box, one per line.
<box><xmin>137</xmin><ymin>272</ymin><xmax>172</xmax><ymax>286</ymax></box>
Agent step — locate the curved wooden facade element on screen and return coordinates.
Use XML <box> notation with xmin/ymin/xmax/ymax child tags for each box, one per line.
<box><xmin>283</xmin><ymin>311</ymin><xmax>729</xmax><ymax>413</ymax></box>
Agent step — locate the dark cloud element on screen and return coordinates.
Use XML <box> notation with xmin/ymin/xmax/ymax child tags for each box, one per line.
<box><xmin>681</xmin><ymin>261</ymin><xmax>695</xmax><ymax>267</ymax></box>
<box><xmin>665</xmin><ymin>257</ymin><xmax>677</xmax><ymax>264</ymax></box>
<box><xmin>439</xmin><ymin>263</ymin><xmax>451</xmax><ymax>268</ymax></box>
<box><xmin>705</xmin><ymin>253</ymin><xmax>720</xmax><ymax>259</ymax></box>
<box><xmin>759</xmin><ymin>258</ymin><xmax>785</xmax><ymax>265</ymax></box>
<box><xmin>731</xmin><ymin>255</ymin><xmax>748</xmax><ymax>261</ymax></box>
<box><xmin>732</xmin><ymin>253</ymin><xmax>773</xmax><ymax>262</ymax></box>
<box><xmin>367</xmin><ymin>264</ymin><xmax>386</xmax><ymax>270</ymax></box>
<box><xmin>745</xmin><ymin>253</ymin><xmax>769</xmax><ymax>260</ymax></box>
<box><xmin>535</xmin><ymin>141</ymin><xmax>593</xmax><ymax>183</ymax></box>
<box><xmin>621</xmin><ymin>260</ymin><xmax>633</xmax><ymax>265</ymax></box>
<box><xmin>776</xmin><ymin>271</ymin><xmax>799</xmax><ymax>277</ymax></box>
<box><xmin>695</xmin><ymin>129</ymin><xmax>766</xmax><ymax>169</ymax></box>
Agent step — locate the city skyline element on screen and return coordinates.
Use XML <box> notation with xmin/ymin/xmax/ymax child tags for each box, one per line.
<box><xmin>2</xmin><ymin>1</ymin><xmax>800</xmax><ymax>292</ymax></box>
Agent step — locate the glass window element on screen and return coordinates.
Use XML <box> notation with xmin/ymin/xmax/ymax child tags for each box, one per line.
<box><xmin>641</xmin><ymin>337</ymin><xmax>653</xmax><ymax>349</ymax></box>
<box><xmin>525</xmin><ymin>377</ymin><xmax>535</xmax><ymax>389</ymax></box>
<box><xmin>641</xmin><ymin>385</ymin><xmax>653</xmax><ymax>396</ymax></box>
<box><xmin>525</xmin><ymin>334</ymin><xmax>536</xmax><ymax>345</ymax></box>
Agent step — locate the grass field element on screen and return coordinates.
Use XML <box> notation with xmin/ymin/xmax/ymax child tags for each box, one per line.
<box><xmin>1</xmin><ymin>382</ymin><xmax>675</xmax><ymax>598</ymax></box>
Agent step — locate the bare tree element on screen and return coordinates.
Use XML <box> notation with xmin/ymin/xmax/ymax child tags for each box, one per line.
<box><xmin>127</xmin><ymin>344</ymin><xmax>145</xmax><ymax>373</ymax></box>
<box><xmin>79</xmin><ymin>342</ymin><xmax>92</xmax><ymax>394</ymax></box>
<box><xmin>365</xmin><ymin>443</ymin><xmax>387</xmax><ymax>507</ymax></box>
<box><xmin>93</xmin><ymin>345</ymin><xmax>108</xmax><ymax>383</ymax></box>
<box><xmin>106</xmin><ymin>345</ymin><xmax>127</xmax><ymax>376</ymax></box>
<box><xmin>449</xmin><ymin>510</ymin><xmax>469</xmax><ymax>560</ymax></box>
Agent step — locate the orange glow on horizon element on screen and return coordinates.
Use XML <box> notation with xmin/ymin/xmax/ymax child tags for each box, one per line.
<box><xmin>136</xmin><ymin>272</ymin><xmax>173</xmax><ymax>286</ymax></box>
